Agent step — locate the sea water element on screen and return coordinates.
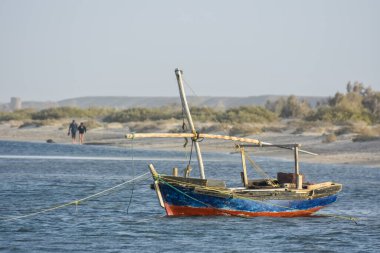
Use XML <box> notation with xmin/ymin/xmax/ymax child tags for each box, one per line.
<box><xmin>0</xmin><ymin>140</ymin><xmax>379</xmax><ymax>252</ymax></box>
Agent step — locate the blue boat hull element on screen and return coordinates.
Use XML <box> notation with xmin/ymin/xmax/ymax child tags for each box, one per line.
<box><xmin>158</xmin><ymin>183</ymin><xmax>338</xmax><ymax>217</ymax></box>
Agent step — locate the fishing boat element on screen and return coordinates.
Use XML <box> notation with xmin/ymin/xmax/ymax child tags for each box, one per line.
<box><xmin>126</xmin><ymin>68</ymin><xmax>342</xmax><ymax>217</ymax></box>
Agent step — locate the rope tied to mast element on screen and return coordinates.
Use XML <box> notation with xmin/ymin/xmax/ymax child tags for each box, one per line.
<box><xmin>186</xmin><ymin>131</ymin><xmax>205</xmax><ymax>174</ymax></box>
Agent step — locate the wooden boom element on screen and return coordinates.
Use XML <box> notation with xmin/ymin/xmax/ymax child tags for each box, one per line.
<box><xmin>125</xmin><ymin>133</ymin><xmax>317</xmax><ymax>155</ymax></box>
<box><xmin>125</xmin><ymin>133</ymin><xmax>262</xmax><ymax>145</ymax></box>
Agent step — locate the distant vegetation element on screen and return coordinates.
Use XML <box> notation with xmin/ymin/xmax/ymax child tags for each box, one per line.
<box><xmin>0</xmin><ymin>107</ymin><xmax>115</xmax><ymax>122</ymax></box>
<box><xmin>265</xmin><ymin>81</ymin><xmax>380</xmax><ymax>124</ymax></box>
<box><xmin>217</xmin><ymin>106</ymin><xmax>277</xmax><ymax>123</ymax></box>
<box><xmin>265</xmin><ymin>95</ymin><xmax>312</xmax><ymax>119</ymax></box>
<box><xmin>102</xmin><ymin>105</ymin><xmax>277</xmax><ymax>124</ymax></box>
<box><xmin>0</xmin><ymin>109</ymin><xmax>35</xmax><ymax>121</ymax></box>
<box><xmin>308</xmin><ymin>82</ymin><xmax>379</xmax><ymax>124</ymax></box>
<box><xmin>1</xmin><ymin>82</ymin><xmax>379</xmax><ymax>138</ymax></box>
<box><xmin>103</xmin><ymin>107</ymin><xmax>181</xmax><ymax>122</ymax></box>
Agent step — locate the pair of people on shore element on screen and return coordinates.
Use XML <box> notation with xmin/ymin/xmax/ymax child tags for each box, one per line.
<box><xmin>68</xmin><ymin>120</ymin><xmax>87</xmax><ymax>144</ymax></box>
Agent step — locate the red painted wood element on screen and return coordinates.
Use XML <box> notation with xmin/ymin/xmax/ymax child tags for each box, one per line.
<box><xmin>164</xmin><ymin>203</ymin><xmax>323</xmax><ymax>217</ymax></box>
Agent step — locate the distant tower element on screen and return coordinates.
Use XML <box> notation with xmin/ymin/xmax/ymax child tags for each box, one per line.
<box><xmin>10</xmin><ymin>97</ymin><xmax>22</xmax><ymax>111</ymax></box>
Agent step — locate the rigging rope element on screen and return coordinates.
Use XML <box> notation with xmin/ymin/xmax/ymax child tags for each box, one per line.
<box><xmin>182</xmin><ymin>77</ymin><xmax>231</xmax><ymax>136</ymax></box>
<box><xmin>243</xmin><ymin>150</ymin><xmax>280</xmax><ymax>187</ymax></box>
<box><xmin>2</xmin><ymin>172</ymin><xmax>151</xmax><ymax>222</ymax></box>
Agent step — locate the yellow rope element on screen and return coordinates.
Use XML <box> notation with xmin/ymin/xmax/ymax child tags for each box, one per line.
<box><xmin>2</xmin><ymin>172</ymin><xmax>151</xmax><ymax>222</ymax></box>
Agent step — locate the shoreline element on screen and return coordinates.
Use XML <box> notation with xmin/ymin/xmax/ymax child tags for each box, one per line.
<box><xmin>1</xmin><ymin>123</ymin><xmax>379</xmax><ymax>168</ymax></box>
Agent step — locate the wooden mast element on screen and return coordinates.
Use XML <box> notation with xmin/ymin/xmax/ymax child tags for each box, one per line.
<box><xmin>175</xmin><ymin>68</ymin><xmax>206</xmax><ymax>179</ymax></box>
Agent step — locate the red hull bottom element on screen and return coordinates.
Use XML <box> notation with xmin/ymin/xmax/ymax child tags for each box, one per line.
<box><xmin>164</xmin><ymin>203</ymin><xmax>323</xmax><ymax>217</ymax></box>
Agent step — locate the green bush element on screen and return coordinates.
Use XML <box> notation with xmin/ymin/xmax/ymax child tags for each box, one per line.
<box><xmin>306</xmin><ymin>84</ymin><xmax>379</xmax><ymax>124</ymax></box>
<box><xmin>1</xmin><ymin>82</ymin><xmax>379</xmax><ymax>127</ymax></box>
<box><xmin>31</xmin><ymin>107</ymin><xmax>89</xmax><ymax>120</ymax></box>
<box><xmin>102</xmin><ymin>106</ymin><xmax>218</xmax><ymax>123</ymax></box>
<box><xmin>103</xmin><ymin>107</ymin><xmax>180</xmax><ymax>122</ymax></box>
<box><xmin>30</xmin><ymin>107</ymin><xmax>114</xmax><ymax>120</ymax></box>
<box><xmin>217</xmin><ymin>106</ymin><xmax>277</xmax><ymax>124</ymax></box>
<box><xmin>229</xmin><ymin>124</ymin><xmax>262</xmax><ymax>136</ymax></box>
<box><xmin>188</xmin><ymin>107</ymin><xmax>220</xmax><ymax>122</ymax></box>
<box><xmin>306</xmin><ymin>106</ymin><xmax>373</xmax><ymax>124</ymax></box>
<box><xmin>265</xmin><ymin>96</ymin><xmax>312</xmax><ymax>118</ymax></box>
<box><xmin>0</xmin><ymin>109</ymin><xmax>34</xmax><ymax>121</ymax></box>
<box><xmin>280</xmin><ymin>96</ymin><xmax>312</xmax><ymax>118</ymax></box>
<box><xmin>322</xmin><ymin>133</ymin><xmax>337</xmax><ymax>143</ymax></box>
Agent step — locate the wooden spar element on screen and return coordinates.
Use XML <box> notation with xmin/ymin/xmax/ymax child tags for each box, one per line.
<box><xmin>294</xmin><ymin>144</ymin><xmax>302</xmax><ymax>190</ymax></box>
<box><xmin>175</xmin><ymin>68</ymin><xmax>205</xmax><ymax>179</ymax></box>
<box><xmin>125</xmin><ymin>133</ymin><xmax>261</xmax><ymax>144</ymax></box>
<box><xmin>239</xmin><ymin>143</ymin><xmax>318</xmax><ymax>156</ymax></box>
<box><xmin>149</xmin><ymin>164</ymin><xmax>165</xmax><ymax>208</ymax></box>
<box><xmin>240</xmin><ymin>147</ymin><xmax>248</xmax><ymax>187</ymax></box>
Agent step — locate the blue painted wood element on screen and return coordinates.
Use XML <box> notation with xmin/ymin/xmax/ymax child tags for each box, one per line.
<box><xmin>159</xmin><ymin>183</ymin><xmax>338</xmax><ymax>213</ymax></box>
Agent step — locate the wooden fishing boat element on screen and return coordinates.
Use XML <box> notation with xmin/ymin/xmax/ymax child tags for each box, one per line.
<box><xmin>126</xmin><ymin>69</ymin><xmax>342</xmax><ymax>217</ymax></box>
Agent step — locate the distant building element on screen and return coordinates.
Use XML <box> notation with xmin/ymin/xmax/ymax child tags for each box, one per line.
<box><xmin>10</xmin><ymin>97</ymin><xmax>22</xmax><ymax>111</ymax></box>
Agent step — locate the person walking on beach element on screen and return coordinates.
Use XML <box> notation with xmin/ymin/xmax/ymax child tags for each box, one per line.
<box><xmin>68</xmin><ymin>120</ymin><xmax>78</xmax><ymax>144</ymax></box>
<box><xmin>78</xmin><ymin>122</ymin><xmax>87</xmax><ymax>144</ymax></box>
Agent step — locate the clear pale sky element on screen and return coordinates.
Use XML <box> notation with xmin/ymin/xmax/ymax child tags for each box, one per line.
<box><xmin>0</xmin><ymin>0</ymin><xmax>379</xmax><ymax>102</ymax></box>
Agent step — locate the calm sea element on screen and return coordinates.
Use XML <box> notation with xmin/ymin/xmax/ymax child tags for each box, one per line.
<box><xmin>0</xmin><ymin>140</ymin><xmax>379</xmax><ymax>252</ymax></box>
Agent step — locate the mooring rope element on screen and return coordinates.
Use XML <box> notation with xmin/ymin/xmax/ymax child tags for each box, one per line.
<box><xmin>1</xmin><ymin>172</ymin><xmax>151</xmax><ymax>222</ymax></box>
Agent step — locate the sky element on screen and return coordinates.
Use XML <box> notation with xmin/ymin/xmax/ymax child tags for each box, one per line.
<box><xmin>0</xmin><ymin>0</ymin><xmax>379</xmax><ymax>102</ymax></box>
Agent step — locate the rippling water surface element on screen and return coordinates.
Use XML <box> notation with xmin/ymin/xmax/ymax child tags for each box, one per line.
<box><xmin>0</xmin><ymin>140</ymin><xmax>379</xmax><ymax>252</ymax></box>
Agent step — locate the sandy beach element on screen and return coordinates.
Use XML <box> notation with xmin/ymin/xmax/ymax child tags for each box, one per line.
<box><xmin>1</xmin><ymin>121</ymin><xmax>379</xmax><ymax>167</ymax></box>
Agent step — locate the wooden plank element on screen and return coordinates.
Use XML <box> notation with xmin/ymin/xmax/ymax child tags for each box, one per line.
<box><xmin>294</xmin><ymin>145</ymin><xmax>303</xmax><ymax>190</ymax></box>
<box><xmin>154</xmin><ymin>180</ymin><xmax>165</xmax><ymax>208</ymax></box>
<box><xmin>306</xmin><ymin>182</ymin><xmax>333</xmax><ymax>190</ymax></box>
<box><xmin>240</xmin><ymin>143</ymin><xmax>318</xmax><ymax>156</ymax></box>
<box><xmin>240</xmin><ymin>148</ymin><xmax>248</xmax><ymax>187</ymax></box>
<box><xmin>162</xmin><ymin>175</ymin><xmax>226</xmax><ymax>188</ymax></box>
<box><xmin>172</xmin><ymin>167</ymin><xmax>178</xmax><ymax>177</ymax></box>
<box><xmin>148</xmin><ymin>164</ymin><xmax>158</xmax><ymax>178</ymax></box>
<box><xmin>148</xmin><ymin>164</ymin><xmax>165</xmax><ymax>208</ymax></box>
